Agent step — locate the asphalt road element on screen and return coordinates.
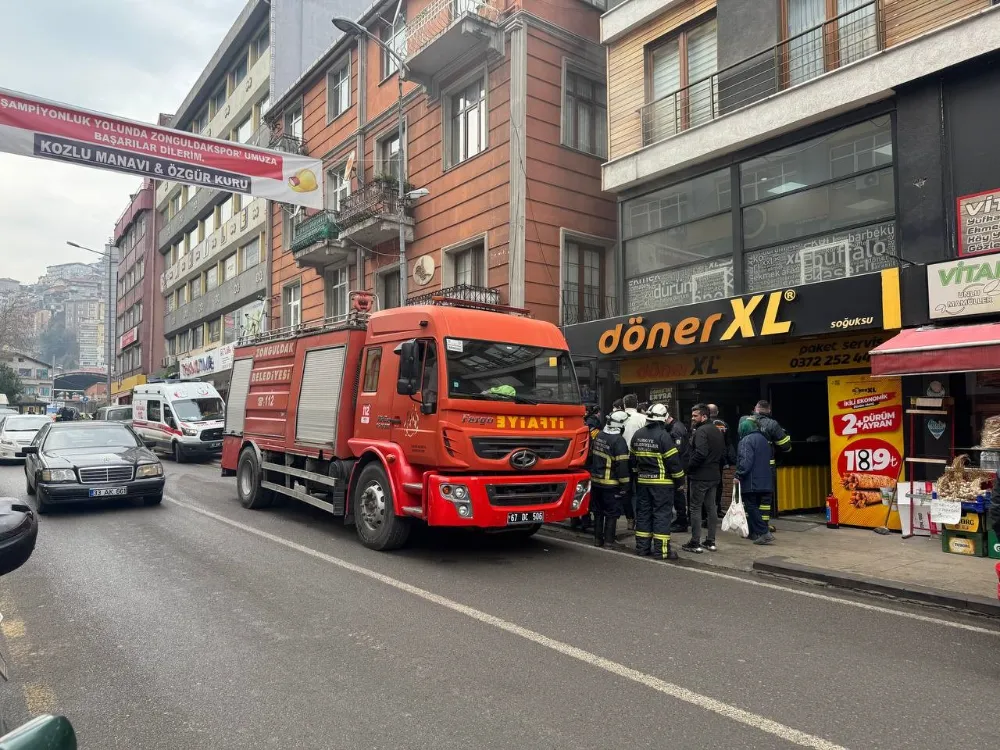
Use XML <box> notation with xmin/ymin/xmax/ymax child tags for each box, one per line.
<box><xmin>0</xmin><ymin>459</ymin><xmax>997</xmax><ymax>749</ymax></box>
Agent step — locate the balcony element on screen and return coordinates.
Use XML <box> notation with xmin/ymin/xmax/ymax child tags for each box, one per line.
<box><xmin>290</xmin><ymin>211</ymin><xmax>350</xmax><ymax>269</ymax></box>
<box><xmin>404</xmin><ymin>0</ymin><xmax>505</xmax><ymax>89</ymax></box>
<box><xmin>605</xmin><ymin>0</ymin><xmax>1000</xmax><ymax>193</ymax></box>
<box><xmin>337</xmin><ymin>181</ymin><xmax>414</xmax><ymax>247</ymax></box>
<box><xmin>560</xmin><ymin>290</ymin><xmax>618</xmax><ymax>327</ymax></box>
<box><xmin>408</xmin><ymin>284</ymin><xmax>501</xmax><ymax>306</ymax></box>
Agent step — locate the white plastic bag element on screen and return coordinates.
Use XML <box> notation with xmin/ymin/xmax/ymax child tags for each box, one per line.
<box><xmin>722</xmin><ymin>482</ymin><xmax>750</xmax><ymax>538</ymax></box>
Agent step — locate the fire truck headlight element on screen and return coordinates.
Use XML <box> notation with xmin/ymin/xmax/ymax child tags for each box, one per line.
<box><xmin>571</xmin><ymin>479</ymin><xmax>591</xmax><ymax>511</ymax></box>
<box><xmin>441</xmin><ymin>483</ymin><xmax>472</xmax><ymax>518</ymax></box>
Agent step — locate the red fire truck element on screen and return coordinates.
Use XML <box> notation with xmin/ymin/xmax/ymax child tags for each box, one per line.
<box><xmin>220</xmin><ymin>293</ymin><xmax>592</xmax><ymax>550</ymax></box>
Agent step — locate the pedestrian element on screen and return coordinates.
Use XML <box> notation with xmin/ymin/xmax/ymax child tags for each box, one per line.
<box><xmin>736</xmin><ymin>417</ymin><xmax>775</xmax><ymax>545</ymax></box>
<box><xmin>683</xmin><ymin>403</ymin><xmax>725</xmax><ymax>553</ymax></box>
<box><xmin>709</xmin><ymin>404</ymin><xmax>734</xmax><ymax>518</ymax></box>
<box><xmin>630</xmin><ymin>403</ymin><xmax>685</xmax><ymax>561</ymax></box>
<box><xmin>572</xmin><ymin>406</ymin><xmax>602</xmax><ymax>533</ymax></box>
<box><xmin>665</xmin><ymin>410</ymin><xmax>690</xmax><ymax>533</ymax></box>
<box><xmin>588</xmin><ymin>409</ymin><xmax>630</xmax><ymax>547</ymax></box>
<box><xmin>621</xmin><ymin>394</ymin><xmax>646</xmax><ymax>531</ymax></box>
<box><xmin>752</xmin><ymin>400</ymin><xmax>791</xmax><ymax>531</ymax></box>
<box><xmin>637</xmin><ymin>401</ymin><xmax>649</xmax><ymax>415</ymax></box>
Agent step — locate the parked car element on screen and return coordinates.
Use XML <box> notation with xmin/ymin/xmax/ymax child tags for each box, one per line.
<box><xmin>95</xmin><ymin>405</ymin><xmax>133</xmax><ymax>423</ymax></box>
<box><xmin>0</xmin><ymin>415</ymin><xmax>53</xmax><ymax>462</ymax></box>
<box><xmin>23</xmin><ymin>422</ymin><xmax>165</xmax><ymax>512</ymax></box>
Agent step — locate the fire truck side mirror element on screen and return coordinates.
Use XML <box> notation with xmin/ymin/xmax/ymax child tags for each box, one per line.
<box><xmin>397</xmin><ymin>341</ymin><xmax>420</xmax><ymax>396</ymax></box>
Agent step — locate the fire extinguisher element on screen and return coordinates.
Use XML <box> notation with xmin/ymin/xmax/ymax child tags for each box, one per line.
<box><xmin>995</xmin><ymin>562</ymin><xmax>1000</xmax><ymax>602</ymax></box>
<box><xmin>826</xmin><ymin>494</ymin><xmax>840</xmax><ymax>529</ymax></box>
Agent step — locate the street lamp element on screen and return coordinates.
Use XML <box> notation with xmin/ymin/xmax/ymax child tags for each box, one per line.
<box><xmin>333</xmin><ymin>16</ymin><xmax>413</xmax><ymax>308</ymax></box>
<box><xmin>66</xmin><ymin>240</ymin><xmax>116</xmax><ymax>407</ymax></box>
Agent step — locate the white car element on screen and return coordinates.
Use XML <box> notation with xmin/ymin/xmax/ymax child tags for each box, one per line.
<box><xmin>0</xmin><ymin>415</ymin><xmax>53</xmax><ymax>461</ymax></box>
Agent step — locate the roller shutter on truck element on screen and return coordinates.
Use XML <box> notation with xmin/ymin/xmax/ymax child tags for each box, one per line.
<box><xmin>225</xmin><ymin>358</ymin><xmax>254</xmax><ymax>435</ymax></box>
<box><xmin>296</xmin><ymin>346</ymin><xmax>346</xmax><ymax>446</ymax></box>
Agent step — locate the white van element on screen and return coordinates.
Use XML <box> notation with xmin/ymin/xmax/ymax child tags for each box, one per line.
<box><xmin>132</xmin><ymin>381</ymin><xmax>225</xmax><ymax>462</ymax></box>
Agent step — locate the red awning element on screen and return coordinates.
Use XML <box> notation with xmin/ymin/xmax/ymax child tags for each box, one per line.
<box><xmin>870</xmin><ymin>323</ymin><xmax>1000</xmax><ymax>376</ymax></box>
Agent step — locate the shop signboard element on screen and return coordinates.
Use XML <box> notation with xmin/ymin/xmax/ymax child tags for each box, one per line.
<box><xmin>621</xmin><ymin>332</ymin><xmax>888</xmax><ymax>385</ymax></box>
<box><xmin>627</xmin><ymin>259</ymin><xmax>733</xmax><ymax>313</ymax></box>
<box><xmin>119</xmin><ymin>327</ymin><xmax>138</xmax><ymax>349</ymax></box>
<box><xmin>927</xmin><ymin>252</ymin><xmax>1000</xmax><ymax>319</ymax></box>
<box><xmin>827</xmin><ymin>374</ymin><xmax>905</xmax><ymax>530</ymax></box>
<box><xmin>179</xmin><ymin>343</ymin><xmax>235</xmax><ymax>380</ymax></box>
<box><xmin>564</xmin><ymin>270</ymin><xmax>900</xmax><ymax>358</ymax></box>
<box><xmin>957</xmin><ymin>189</ymin><xmax>1000</xmax><ymax>257</ymax></box>
<box><xmin>0</xmin><ymin>87</ymin><xmax>323</xmax><ymax>209</ymax></box>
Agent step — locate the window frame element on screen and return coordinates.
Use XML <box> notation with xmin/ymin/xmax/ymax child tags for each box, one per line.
<box><xmin>779</xmin><ymin>0</ymin><xmax>880</xmax><ymax>83</ymax></box>
<box><xmin>362</xmin><ymin>346</ymin><xmax>383</xmax><ymax>393</ymax></box>
<box><xmin>284</xmin><ymin>100</ymin><xmax>304</xmax><ymax>140</ymax></box>
<box><xmin>325</xmin><ymin>265</ymin><xmax>350</xmax><ymax>319</ymax></box>
<box><xmin>444</xmin><ymin>68</ymin><xmax>489</xmax><ymax>170</ymax></box>
<box><xmin>377</xmin><ymin>128</ymin><xmax>405</xmax><ymax>182</ymax></box>
<box><xmin>560</xmin><ymin>229</ymin><xmax>616</xmax><ymax>325</ymax></box>
<box><xmin>644</xmin><ymin>12</ymin><xmax>718</xmax><ymax>133</ymax></box>
<box><xmin>379</xmin><ymin>14</ymin><xmax>406</xmax><ymax>81</ymax></box>
<box><xmin>240</xmin><ymin>236</ymin><xmax>261</xmax><ymax>271</ymax></box>
<box><xmin>561</xmin><ymin>61</ymin><xmax>608</xmax><ymax>159</ymax></box>
<box><xmin>378</xmin><ymin>266</ymin><xmax>402</xmax><ymax>309</ymax></box>
<box><xmin>282</xmin><ymin>280</ymin><xmax>303</xmax><ymax>327</ymax></box>
<box><xmin>327</xmin><ymin>56</ymin><xmax>352</xmax><ymax>122</ymax></box>
<box><xmin>326</xmin><ymin>163</ymin><xmax>352</xmax><ymax>212</ymax></box>
<box><xmin>442</xmin><ymin>234</ymin><xmax>488</xmax><ymax>288</ymax></box>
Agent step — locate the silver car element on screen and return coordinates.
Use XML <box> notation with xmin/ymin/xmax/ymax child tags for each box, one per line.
<box><xmin>0</xmin><ymin>415</ymin><xmax>53</xmax><ymax>462</ymax></box>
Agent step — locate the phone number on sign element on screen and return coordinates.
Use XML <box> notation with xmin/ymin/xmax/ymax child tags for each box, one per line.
<box><xmin>789</xmin><ymin>352</ymin><xmax>870</xmax><ymax>369</ymax></box>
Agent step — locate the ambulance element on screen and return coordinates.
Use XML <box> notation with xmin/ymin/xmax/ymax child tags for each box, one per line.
<box><xmin>132</xmin><ymin>381</ymin><xmax>226</xmax><ymax>462</ymax></box>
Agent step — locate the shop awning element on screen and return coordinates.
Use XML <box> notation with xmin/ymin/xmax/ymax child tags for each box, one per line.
<box><xmin>870</xmin><ymin>323</ymin><xmax>1000</xmax><ymax>376</ymax></box>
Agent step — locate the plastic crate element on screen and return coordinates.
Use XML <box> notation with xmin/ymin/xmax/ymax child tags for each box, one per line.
<box><xmin>961</xmin><ymin>494</ymin><xmax>991</xmax><ymax>514</ymax></box>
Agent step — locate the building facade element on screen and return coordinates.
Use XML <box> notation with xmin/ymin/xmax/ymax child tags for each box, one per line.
<box><xmin>0</xmin><ymin>352</ymin><xmax>53</xmax><ymax>413</ymax></box>
<box><xmin>155</xmin><ymin>0</ymin><xmax>272</xmax><ymax>398</ymax></box>
<box><xmin>263</xmin><ymin>0</ymin><xmax>615</xmax><ymax>330</ymax></box>
<box><xmin>562</xmin><ymin>0</ymin><xmax>1000</xmax><ymax>521</ymax></box>
<box><xmin>112</xmin><ymin>180</ymin><xmax>161</xmax><ymax>403</ymax></box>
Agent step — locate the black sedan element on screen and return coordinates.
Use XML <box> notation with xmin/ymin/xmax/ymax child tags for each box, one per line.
<box><xmin>23</xmin><ymin>422</ymin><xmax>165</xmax><ymax>512</ymax></box>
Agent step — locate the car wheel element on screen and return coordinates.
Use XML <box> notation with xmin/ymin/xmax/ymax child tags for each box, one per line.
<box><xmin>236</xmin><ymin>448</ymin><xmax>273</xmax><ymax>510</ymax></box>
<box><xmin>173</xmin><ymin>442</ymin><xmax>186</xmax><ymax>463</ymax></box>
<box><xmin>353</xmin><ymin>462</ymin><xmax>410</xmax><ymax>551</ymax></box>
<box><xmin>24</xmin><ymin>470</ymin><xmax>35</xmax><ymax>496</ymax></box>
<box><xmin>143</xmin><ymin>493</ymin><xmax>163</xmax><ymax>506</ymax></box>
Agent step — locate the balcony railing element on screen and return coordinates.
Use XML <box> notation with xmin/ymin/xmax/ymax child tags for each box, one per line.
<box><xmin>560</xmin><ymin>290</ymin><xmax>618</xmax><ymax>326</ymax></box>
<box><xmin>406</xmin><ymin>0</ymin><xmax>505</xmax><ymax>60</ymax></box>
<box><xmin>338</xmin><ymin>181</ymin><xmax>409</xmax><ymax>231</ymax></box>
<box><xmin>408</xmin><ymin>284</ymin><xmax>501</xmax><ymax>306</ymax></box>
<box><xmin>290</xmin><ymin>211</ymin><xmax>340</xmax><ymax>252</ymax></box>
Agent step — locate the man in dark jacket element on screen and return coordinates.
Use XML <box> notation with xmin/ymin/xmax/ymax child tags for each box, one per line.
<box><xmin>665</xmin><ymin>412</ymin><xmax>691</xmax><ymax>533</ymax></box>
<box><xmin>737</xmin><ymin>417</ymin><xmax>775</xmax><ymax>544</ymax></box>
<box><xmin>588</xmin><ymin>409</ymin><xmax>630</xmax><ymax>547</ymax></box>
<box><xmin>683</xmin><ymin>403</ymin><xmax>725</xmax><ymax>553</ymax></box>
<box><xmin>630</xmin><ymin>403</ymin><xmax>686</xmax><ymax>560</ymax></box>
<box><xmin>752</xmin><ymin>400</ymin><xmax>791</xmax><ymax>530</ymax></box>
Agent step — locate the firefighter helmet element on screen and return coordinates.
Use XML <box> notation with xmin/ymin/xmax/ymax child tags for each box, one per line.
<box><xmin>606</xmin><ymin>410</ymin><xmax>628</xmax><ymax>432</ymax></box>
<box><xmin>646</xmin><ymin>403</ymin><xmax>669</xmax><ymax>423</ymax></box>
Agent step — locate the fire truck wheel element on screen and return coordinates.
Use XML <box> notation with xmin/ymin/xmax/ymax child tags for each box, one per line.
<box><xmin>237</xmin><ymin>448</ymin><xmax>274</xmax><ymax>510</ymax></box>
<box><xmin>354</xmin><ymin>462</ymin><xmax>410</xmax><ymax>551</ymax></box>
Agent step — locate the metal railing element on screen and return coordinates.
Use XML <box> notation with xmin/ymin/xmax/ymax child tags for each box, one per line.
<box><xmin>289</xmin><ymin>210</ymin><xmax>340</xmax><ymax>252</ymax></box>
<box><xmin>338</xmin><ymin>181</ymin><xmax>409</xmax><ymax>231</ymax></box>
<box><xmin>406</xmin><ymin>0</ymin><xmax>505</xmax><ymax>59</ymax></box>
<box><xmin>258</xmin><ymin>120</ymin><xmax>306</xmax><ymax>155</ymax></box>
<box><xmin>560</xmin><ymin>290</ymin><xmax>618</xmax><ymax>326</ymax></box>
<box><xmin>638</xmin><ymin>0</ymin><xmax>982</xmax><ymax>149</ymax></box>
<box><xmin>407</xmin><ymin>284</ymin><xmax>501</xmax><ymax>306</ymax></box>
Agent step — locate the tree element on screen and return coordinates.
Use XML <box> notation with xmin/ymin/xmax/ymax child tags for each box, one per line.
<box><xmin>0</xmin><ymin>297</ymin><xmax>33</xmax><ymax>353</ymax></box>
<box><xmin>0</xmin><ymin>364</ymin><xmax>23</xmax><ymax>405</ymax></box>
<box><xmin>39</xmin><ymin>313</ymin><xmax>79</xmax><ymax>370</ymax></box>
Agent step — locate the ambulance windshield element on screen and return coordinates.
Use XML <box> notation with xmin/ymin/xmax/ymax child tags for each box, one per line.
<box><xmin>444</xmin><ymin>339</ymin><xmax>581</xmax><ymax>405</ymax></box>
<box><xmin>173</xmin><ymin>397</ymin><xmax>225</xmax><ymax>422</ymax></box>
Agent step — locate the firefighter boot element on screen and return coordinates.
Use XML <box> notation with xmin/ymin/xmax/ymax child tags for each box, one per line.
<box><xmin>593</xmin><ymin>512</ymin><xmax>606</xmax><ymax>547</ymax></box>
<box><xmin>635</xmin><ymin>530</ymin><xmax>652</xmax><ymax>556</ymax></box>
<box><xmin>667</xmin><ymin>540</ymin><xmax>679</xmax><ymax>561</ymax></box>
<box><xmin>604</xmin><ymin>516</ymin><xmax>618</xmax><ymax>546</ymax></box>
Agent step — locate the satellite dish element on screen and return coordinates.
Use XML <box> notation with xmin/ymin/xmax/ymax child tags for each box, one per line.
<box><xmin>412</xmin><ymin>255</ymin><xmax>435</xmax><ymax>286</ymax></box>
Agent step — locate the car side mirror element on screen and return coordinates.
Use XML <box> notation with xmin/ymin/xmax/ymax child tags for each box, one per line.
<box><xmin>21</xmin><ymin>446</ymin><xmax>37</xmax><ymax>455</ymax></box>
<box><xmin>0</xmin><ymin>501</ymin><xmax>38</xmax><ymax>578</ymax></box>
<box><xmin>0</xmin><ymin>714</ymin><xmax>77</xmax><ymax>748</ymax></box>
<box><xmin>397</xmin><ymin>341</ymin><xmax>420</xmax><ymax>396</ymax></box>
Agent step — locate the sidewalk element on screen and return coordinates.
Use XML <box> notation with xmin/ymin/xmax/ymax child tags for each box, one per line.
<box><xmin>552</xmin><ymin>515</ymin><xmax>1000</xmax><ymax>616</ymax></box>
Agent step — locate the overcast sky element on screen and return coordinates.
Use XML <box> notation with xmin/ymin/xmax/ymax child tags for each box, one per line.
<box><xmin>0</xmin><ymin>0</ymin><xmax>248</xmax><ymax>284</ymax></box>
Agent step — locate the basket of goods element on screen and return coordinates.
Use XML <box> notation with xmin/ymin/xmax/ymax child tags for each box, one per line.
<box><xmin>980</xmin><ymin>416</ymin><xmax>1000</xmax><ymax>449</ymax></box>
<box><xmin>935</xmin><ymin>454</ymin><xmax>995</xmax><ymax>502</ymax></box>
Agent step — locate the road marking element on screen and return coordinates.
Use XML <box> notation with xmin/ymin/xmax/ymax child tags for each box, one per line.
<box><xmin>166</xmin><ymin>496</ymin><xmax>845</xmax><ymax>749</ymax></box>
<box><xmin>541</xmin><ymin>533</ymin><xmax>1000</xmax><ymax>637</ymax></box>
<box><xmin>23</xmin><ymin>683</ymin><xmax>57</xmax><ymax>715</ymax></box>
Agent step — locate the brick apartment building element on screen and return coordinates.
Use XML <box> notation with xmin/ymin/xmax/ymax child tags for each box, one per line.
<box><xmin>264</xmin><ymin>0</ymin><xmax>616</xmax><ymax>329</ymax></box>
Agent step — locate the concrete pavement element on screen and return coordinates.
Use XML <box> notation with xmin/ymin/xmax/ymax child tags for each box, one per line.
<box><xmin>0</xmin><ymin>460</ymin><xmax>998</xmax><ymax>748</ymax></box>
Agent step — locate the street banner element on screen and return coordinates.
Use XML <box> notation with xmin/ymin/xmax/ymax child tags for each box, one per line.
<box><xmin>0</xmin><ymin>87</ymin><xmax>323</xmax><ymax>209</ymax></box>
<box><xmin>827</xmin><ymin>374</ymin><xmax>905</xmax><ymax>530</ymax></box>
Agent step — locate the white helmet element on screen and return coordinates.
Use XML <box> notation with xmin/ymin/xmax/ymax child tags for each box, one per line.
<box><xmin>605</xmin><ymin>410</ymin><xmax>628</xmax><ymax>433</ymax></box>
<box><xmin>646</xmin><ymin>403</ymin><xmax>668</xmax><ymax>423</ymax></box>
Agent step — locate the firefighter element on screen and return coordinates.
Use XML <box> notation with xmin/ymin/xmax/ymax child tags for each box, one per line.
<box><xmin>630</xmin><ymin>403</ymin><xmax>686</xmax><ymax>560</ymax></box>
<box><xmin>588</xmin><ymin>409</ymin><xmax>630</xmax><ymax>547</ymax></box>
<box><xmin>752</xmin><ymin>400</ymin><xmax>791</xmax><ymax>531</ymax></box>
<box><xmin>572</xmin><ymin>406</ymin><xmax>602</xmax><ymax>533</ymax></box>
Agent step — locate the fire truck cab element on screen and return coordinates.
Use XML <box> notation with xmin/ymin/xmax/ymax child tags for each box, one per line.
<box><xmin>221</xmin><ymin>294</ymin><xmax>592</xmax><ymax>550</ymax></box>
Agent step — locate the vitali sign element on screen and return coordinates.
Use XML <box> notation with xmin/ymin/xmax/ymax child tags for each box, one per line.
<box><xmin>927</xmin><ymin>252</ymin><xmax>1000</xmax><ymax>320</ymax></box>
<box><xmin>0</xmin><ymin>88</ymin><xmax>323</xmax><ymax>209</ymax></box>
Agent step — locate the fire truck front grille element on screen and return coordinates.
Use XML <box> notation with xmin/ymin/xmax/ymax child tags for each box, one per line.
<box><xmin>471</xmin><ymin>438</ymin><xmax>570</xmax><ymax>461</ymax></box>
<box><xmin>486</xmin><ymin>482</ymin><xmax>566</xmax><ymax>507</ymax></box>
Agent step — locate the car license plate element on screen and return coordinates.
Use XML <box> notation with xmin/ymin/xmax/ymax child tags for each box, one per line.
<box><xmin>90</xmin><ymin>487</ymin><xmax>128</xmax><ymax>497</ymax></box>
<box><xmin>210</xmin><ymin>442</ymin><xmax>221</xmax><ymax>449</ymax></box>
<box><xmin>507</xmin><ymin>511</ymin><xmax>544</xmax><ymax>525</ymax></box>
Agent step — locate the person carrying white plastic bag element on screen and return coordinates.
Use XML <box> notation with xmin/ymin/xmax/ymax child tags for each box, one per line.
<box><xmin>721</xmin><ymin>481</ymin><xmax>749</xmax><ymax>538</ymax></box>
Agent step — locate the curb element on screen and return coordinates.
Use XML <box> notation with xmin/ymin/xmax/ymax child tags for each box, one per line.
<box><xmin>752</xmin><ymin>556</ymin><xmax>1000</xmax><ymax>618</ymax></box>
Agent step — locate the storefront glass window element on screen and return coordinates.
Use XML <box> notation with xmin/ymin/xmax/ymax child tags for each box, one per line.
<box><xmin>627</xmin><ymin>257</ymin><xmax>733</xmax><ymax>314</ymax></box>
<box><xmin>623</xmin><ymin>169</ymin><xmax>730</xmax><ymax>239</ymax></box>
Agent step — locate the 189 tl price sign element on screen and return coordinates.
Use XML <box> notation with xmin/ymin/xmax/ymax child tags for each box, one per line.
<box><xmin>836</xmin><ymin>437</ymin><xmax>901</xmax><ymax>478</ymax></box>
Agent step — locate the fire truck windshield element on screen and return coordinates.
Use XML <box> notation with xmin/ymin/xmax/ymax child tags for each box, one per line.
<box><xmin>444</xmin><ymin>338</ymin><xmax>581</xmax><ymax>405</ymax></box>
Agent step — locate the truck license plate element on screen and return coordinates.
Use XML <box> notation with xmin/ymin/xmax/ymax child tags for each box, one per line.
<box><xmin>507</xmin><ymin>511</ymin><xmax>544</xmax><ymax>525</ymax></box>
<box><xmin>90</xmin><ymin>487</ymin><xmax>128</xmax><ymax>497</ymax></box>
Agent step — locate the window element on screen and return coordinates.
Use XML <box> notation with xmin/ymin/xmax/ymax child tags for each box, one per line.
<box><xmin>328</xmin><ymin>59</ymin><xmax>351</xmax><ymax>120</ymax></box>
<box><xmin>381</xmin><ymin>270</ymin><xmax>401</xmax><ymax>309</ymax></box>
<box><xmin>17</xmin><ymin>368</ymin><xmax>31</xmax><ymax>378</ymax></box>
<box><xmin>646</xmin><ymin>16</ymin><xmax>718</xmax><ymax>142</ymax></box>
<box><xmin>234</xmin><ymin>115</ymin><xmax>253</xmax><ymax>144</ymax></box>
<box><xmin>325</xmin><ymin>266</ymin><xmax>349</xmax><ymax>319</ymax></box>
<box><xmin>148</xmin><ymin>400</ymin><xmax>162</xmax><ymax>422</ymax></box>
<box><xmin>563</xmin><ymin>68</ymin><xmax>607</xmax><ymax>158</ymax></box>
<box><xmin>169</xmin><ymin>192</ymin><xmax>181</xmax><ymax>217</ymax></box>
<box><xmin>784</xmin><ymin>0</ymin><xmax>878</xmax><ymax>86</ymax></box>
<box><xmin>210</xmin><ymin>85</ymin><xmax>227</xmax><ymax>117</ymax></box>
<box><xmin>190</xmin><ymin>278</ymin><xmax>202</xmax><ymax>301</ymax></box>
<box><xmin>283</xmin><ymin>282</ymin><xmax>302</xmax><ymax>326</ymax></box>
<box><xmin>191</xmin><ymin>107</ymin><xmax>209</xmax><ymax>135</ymax></box>
<box><xmin>240</xmin><ymin>237</ymin><xmax>261</xmax><ymax>270</ymax></box>
<box><xmin>186</xmin><ymin>228</ymin><xmax>199</xmax><ymax>255</ymax></box>
<box><xmin>208</xmin><ymin>318</ymin><xmax>222</xmax><ymax>343</ymax></box>
<box><xmin>448</xmin><ymin>77</ymin><xmax>487</xmax><ymax>167</ymax></box>
<box><xmin>191</xmin><ymin>325</ymin><xmax>204</xmax><ymax>349</ymax></box>
<box><xmin>253</xmin><ymin>23</ymin><xmax>269</xmax><ymax>62</ymax></box>
<box><xmin>177</xmin><ymin>330</ymin><xmax>190</xmax><ymax>353</ymax></box>
<box><xmin>206</xmin><ymin>266</ymin><xmax>218</xmax><ymax>291</ymax></box>
<box><xmin>220</xmin><ymin>195</ymin><xmax>235</xmax><ymax>224</ymax></box>
<box><xmin>563</xmin><ymin>241</ymin><xmax>611</xmax><ymax>325</ymax></box>
<box><xmin>326</xmin><ymin>166</ymin><xmax>351</xmax><ymax>212</ymax></box>
<box><xmin>380</xmin><ymin>15</ymin><xmax>406</xmax><ymax>79</ymax></box>
<box><xmin>284</xmin><ymin>102</ymin><xmax>303</xmax><ymax>140</ymax></box>
<box><xmin>222</xmin><ymin>254</ymin><xmax>237</xmax><ymax>282</ymax></box>
<box><xmin>379</xmin><ymin>131</ymin><xmax>403</xmax><ymax>182</ymax></box>
<box><xmin>362</xmin><ymin>347</ymin><xmax>382</xmax><ymax>392</ymax></box>
<box><xmin>177</xmin><ymin>285</ymin><xmax>188</xmax><ymax>306</ymax></box>
<box><xmin>229</xmin><ymin>53</ymin><xmax>249</xmax><ymax>93</ymax></box>
<box><xmin>36</xmin><ymin>368</ymin><xmax>48</xmax><ymax>379</ymax></box>
<box><xmin>451</xmin><ymin>243</ymin><xmax>485</xmax><ymax>286</ymax></box>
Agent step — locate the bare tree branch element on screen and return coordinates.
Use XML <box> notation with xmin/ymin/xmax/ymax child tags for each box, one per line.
<box><xmin>0</xmin><ymin>296</ymin><xmax>34</xmax><ymax>354</ymax></box>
